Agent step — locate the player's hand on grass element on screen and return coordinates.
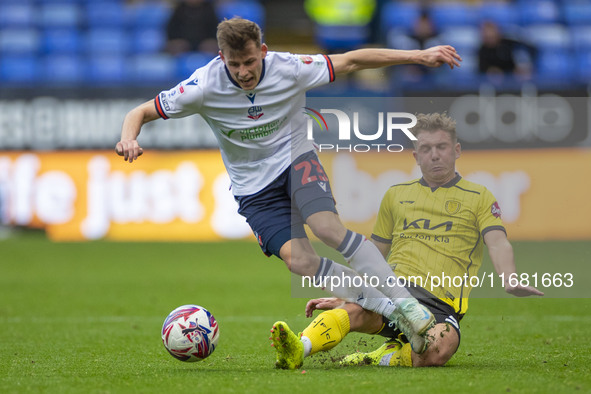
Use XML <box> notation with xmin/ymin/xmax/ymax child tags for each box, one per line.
<box><xmin>505</xmin><ymin>283</ymin><xmax>545</xmax><ymax>297</ymax></box>
<box><xmin>116</xmin><ymin>140</ymin><xmax>143</xmax><ymax>163</ymax></box>
<box><xmin>305</xmin><ymin>297</ymin><xmax>346</xmax><ymax>317</ymax></box>
<box><xmin>417</xmin><ymin>45</ymin><xmax>462</xmax><ymax>69</ymax></box>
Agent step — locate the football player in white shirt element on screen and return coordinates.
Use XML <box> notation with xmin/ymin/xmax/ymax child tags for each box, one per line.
<box><xmin>116</xmin><ymin>18</ymin><xmax>462</xmax><ymax>368</ymax></box>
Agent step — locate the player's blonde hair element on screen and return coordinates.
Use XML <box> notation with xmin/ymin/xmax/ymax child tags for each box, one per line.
<box><xmin>217</xmin><ymin>17</ymin><xmax>262</xmax><ymax>54</ymax></box>
<box><xmin>410</xmin><ymin>112</ymin><xmax>457</xmax><ymax>143</ymax></box>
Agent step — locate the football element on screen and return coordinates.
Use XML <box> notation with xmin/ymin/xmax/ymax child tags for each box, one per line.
<box><xmin>161</xmin><ymin>305</ymin><xmax>220</xmax><ymax>362</ymax></box>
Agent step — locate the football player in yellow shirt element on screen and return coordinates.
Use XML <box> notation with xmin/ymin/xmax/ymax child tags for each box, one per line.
<box><xmin>271</xmin><ymin>112</ymin><xmax>543</xmax><ymax>368</ymax></box>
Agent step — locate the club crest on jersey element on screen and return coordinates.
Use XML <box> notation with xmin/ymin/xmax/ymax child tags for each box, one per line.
<box><xmin>491</xmin><ymin>201</ymin><xmax>502</xmax><ymax>218</ymax></box>
<box><xmin>445</xmin><ymin>200</ymin><xmax>461</xmax><ymax>215</ymax></box>
<box><xmin>248</xmin><ymin>106</ymin><xmax>264</xmax><ymax>120</ymax></box>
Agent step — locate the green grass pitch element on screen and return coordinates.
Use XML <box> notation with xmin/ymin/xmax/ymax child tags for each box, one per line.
<box><xmin>1</xmin><ymin>232</ymin><xmax>589</xmax><ymax>393</ymax></box>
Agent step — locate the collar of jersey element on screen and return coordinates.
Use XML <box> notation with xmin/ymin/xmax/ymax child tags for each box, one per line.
<box><xmin>419</xmin><ymin>172</ymin><xmax>461</xmax><ymax>191</ymax></box>
<box><xmin>223</xmin><ymin>58</ymin><xmax>267</xmax><ymax>90</ymax></box>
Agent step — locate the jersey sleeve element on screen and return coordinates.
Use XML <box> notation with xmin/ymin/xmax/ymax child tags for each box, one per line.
<box><xmin>291</xmin><ymin>53</ymin><xmax>335</xmax><ymax>91</ymax></box>
<box><xmin>477</xmin><ymin>188</ymin><xmax>506</xmax><ymax>237</ymax></box>
<box><xmin>154</xmin><ymin>73</ymin><xmax>204</xmax><ymax>120</ymax></box>
<box><xmin>372</xmin><ymin>188</ymin><xmax>395</xmax><ymax>244</ymax></box>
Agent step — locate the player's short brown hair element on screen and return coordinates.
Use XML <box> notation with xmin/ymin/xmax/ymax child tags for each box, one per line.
<box><xmin>410</xmin><ymin>112</ymin><xmax>457</xmax><ymax>143</ymax></box>
<box><xmin>217</xmin><ymin>17</ymin><xmax>262</xmax><ymax>54</ymax></box>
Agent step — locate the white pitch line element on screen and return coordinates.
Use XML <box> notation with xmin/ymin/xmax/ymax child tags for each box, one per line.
<box><xmin>0</xmin><ymin>315</ymin><xmax>285</xmax><ymax>324</ymax></box>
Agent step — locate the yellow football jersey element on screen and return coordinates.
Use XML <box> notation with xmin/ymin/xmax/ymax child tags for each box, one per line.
<box><xmin>372</xmin><ymin>174</ymin><xmax>505</xmax><ymax>315</ymax></box>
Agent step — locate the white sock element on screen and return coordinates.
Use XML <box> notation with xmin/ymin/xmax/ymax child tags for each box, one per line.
<box><xmin>313</xmin><ymin>258</ymin><xmax>397</xmax><ymax>318</ymax></box>
<box><xmin>301</xmin><ymin>336</ymin><xmax>312</xmax><ymax>358</ymax></box>
<box><xmin>337</xmin><ymin>230</ymin><xmax>412</xmax><ymax>305</ymax></box>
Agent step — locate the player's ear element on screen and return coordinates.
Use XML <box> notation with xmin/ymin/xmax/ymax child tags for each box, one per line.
<box><xmin>455</xmin><ymin>142</ymin><xmax>461</xmax><ymax>159</ymax></box>
<box><xmin>261</xmin><ymin>43</ymin><xmax>268</xmax><ymax>58</ymax></box>
<box><xmin>219</xmin><ymin>50</ymin><xmax>225</xmax><ymax>62</ymax></box>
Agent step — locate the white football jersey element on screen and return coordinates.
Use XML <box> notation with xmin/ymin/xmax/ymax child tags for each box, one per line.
<box><xmin>155</xmin><ymin>51</ymin><xmax>335</xmax><ymax>195</ymax></box>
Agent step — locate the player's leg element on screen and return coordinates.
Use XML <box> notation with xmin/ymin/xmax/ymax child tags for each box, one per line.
<box><xmin>281</xmin><ymin>240</ymin><xmax>433</xmax><ymax>356</ymax></box>
<box><xmin>273</xmin><ymin>237</ymin><xmax>410</xmax><ymax>370</ymax></box>
<box><xmin>342</xmin><ymin>294</ymin><xmax>461</xmax><ymax>367</ymax></box>
<box><xmin>300</xmin><ymin>302</ymin><xmax>382</xmax><ymax>357</ymax></box>
<box><xmin>342</xmin><ymin>322</ymin><xmax>459</xmax><ymax>367</ymax></box>
<box><xmin>291</xmin><ymin>151</ymin><xmax>435</xmax><ymax>352</ymax></box>
<box><xmin>235</xmin><ymin>166</ymin><xmax>404</xmax><ymax>362</ymax></box>
<box><xmin>280</xmin><ymin>238</ymin><xmax>404</xmax><ymax>323</ymax></box>
<box><xmin>270</xmin><ymin>300</ymin><xmax>383</xmax><ymax>369</ymax></box>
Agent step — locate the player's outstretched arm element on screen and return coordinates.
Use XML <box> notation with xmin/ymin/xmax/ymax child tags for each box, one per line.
<box><xmin>329</xmin><ymin>45</ymin><xmax>462</xmax><ymax>75</ymax></box>
<box><xmin>484</xmin><ymin>230</ymin><xmax>544</xmax><ymax>297</ymax></box>
<box><xmin>116</xmin><ymin>99</ymin><xmax>160</xmax><ymax>163</ymax></box>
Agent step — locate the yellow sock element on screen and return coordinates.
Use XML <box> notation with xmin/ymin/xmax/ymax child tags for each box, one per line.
<box><xmin>387</xmin><ymin>343</ymin><xmax>413</xmax><ymax>367</ymax></box>
<box><xmin>301</xmin><ymin>309</ymin><xmax>350</xmax><ymax>356</ymax></box>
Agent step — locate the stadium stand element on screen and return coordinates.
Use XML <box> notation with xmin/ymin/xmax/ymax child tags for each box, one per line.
<box><xmin>0</xmin><ymin>0</ymin><xmax>589</xmax><ymax>89</ymax></box>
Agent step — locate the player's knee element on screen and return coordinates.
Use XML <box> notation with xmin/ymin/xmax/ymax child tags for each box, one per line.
<box><xmin>305</xmin><ymin>212</ymin><xmax>347</xmax><ymax>248</ymax></box>
<box><xmin>308</xmin><ymin>221</ymin><xmax>342</xmax><ymax>248</ymax></box>
<box><xmin>285</xmin><ymin>252</ymin><xmax>320</xmax><ymax>276</ymax></box>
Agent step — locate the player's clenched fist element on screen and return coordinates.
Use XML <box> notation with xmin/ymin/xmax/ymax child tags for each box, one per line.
<box><xmin>115</xmin><ymin>139</ymin><xmax>143</xmax><ymax>163</ymax></box>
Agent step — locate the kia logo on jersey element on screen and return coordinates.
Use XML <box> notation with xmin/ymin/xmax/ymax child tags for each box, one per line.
<box><xmin>248</xmin><ymin>106</ymin><xmax>264</xmax><ymax>120</ymax></box>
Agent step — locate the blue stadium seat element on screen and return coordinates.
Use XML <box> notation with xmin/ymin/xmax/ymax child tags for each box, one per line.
<box><xmin>0</xmin><ymin>28</ymin><xmax>40</xmax><ymax>54</ymax></box>
<box><xmin>177</xmin><ymin>52</ymin><xmax>214</xmax><ymax>79</ymax></box>
<box><xmin>36</xmin><ymin>0</ymin><xmax>85</xmax><ymax>3</ymax></box>
<box><xmin>85</xmin><ymin>28</ymin><xmax>129</xmax><ymax>55</ymax></box>
<box><xmin>380</xmin><ymin>1</ymin><xmax>420</xmax><ymax>34</ymax></box>
<box><xmin>575</xmin><ymin>51</ymin><xmax>591</xmax><ymax>84</ymax></box>
<box><xmin>523</xmin><ymin>24</ymin><xmax>571</xmax><ymax>51</ymax></box>
<box><xmin>0</xmin><ymin>4</ymin><xmax>35</xmax><ymax>28</ymax></box>
<box><xmin>216</xmin><ymin>0</ymin><xmax>265</xmax><ymax>27</ymax></box>
<box><xmin>85</xmin><ymin>2</ymin><xmax>126</xmax><ymax>28</ymax></box>
<box><xmin>0</xmin><ymin>0</ymin><xmax>34</xmax><ymax>4</ymax></box>
<box><xmin>126</xmin><ymin>2</ymin><xmax>171</xmax><ymax>29</ymax></box>
<box><xmin>42</xmin><ymin>28</ymin><xmax>81</xmax><ymax>54</ymax></box>
<box><xmin>387</xmin><ymin>30</ymin><xmax>421</xmax><ymax>51</ymax></box>
<box><xmin>438</xmin><ymin>26</ymin><xmax>481</xmax><ymax>53</ymax></box>
<box><xmin>518</xmin><ymin>0</ymin><xmax>560</xmax><ymax>25</ymax></box>
<box><xmin>571</xmin><ymin>26</ymin><xmax>591</xmax><ymax>51</ymax></box>
<box><xmin>86</xmin><ymin>54</ymin><xmax>127</xmax><ymax>83</ymax></box>
<box><xmin>39</xmin><ymin>3</ymin><xmax>81</xmax><ymax>28</ymax></box>
<box><xmin>43</xmin><ymin>54</ymin><xmax>84</xmax><ymax>83</ymax></box>
<box><xmin>436</xmin><ymin>52</ymin><xmax>479</xmax><ymax>90</ymax></box>
<box><xmin>535</xmin><ymin>50</ymin><xmax>576</xmax><ymax>84</ymax></box>
<box><xmin>478</xmin><ymin>2</ymin><xmax>519</xmax><ymax>28</ymax></box>
<box><xmin>128</xmin><ymin>53</ymin><xmax>176</xmax><ymax>83</ymax></box>
<box><xmin>315</xmin><ymin>25</ymin><xmax>370</xmax><ymax>51</ymax></box>
<box><xmin>133</xmin><ymin>28</ymin><xmax>166</xmax><ymax>54</ymax></box>
<box><xmin>429</xmin><ymin>3</ymin><xmax>479</xmax><ymax>29</ymax></box>
<box><xmin>563</xmin><ymin>3</ymin><xmax>591</xmax><ymax>26</ymax></box>
<box><xmin>0</xmin><ymin>55</ymin><xmax>38</xmax><ymax>83</ymax></box>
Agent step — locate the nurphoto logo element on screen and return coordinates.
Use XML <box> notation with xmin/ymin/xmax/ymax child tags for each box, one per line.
<box><xmin>304</xmin><ymin>108</ymin><xmax>417</xmax><ymax>153</ymax></box>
